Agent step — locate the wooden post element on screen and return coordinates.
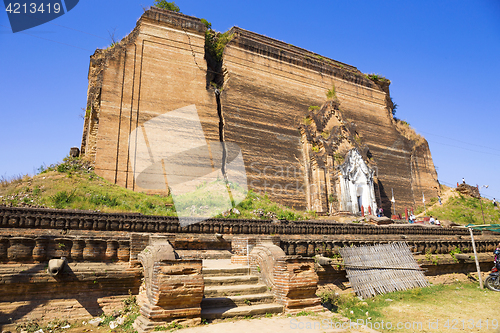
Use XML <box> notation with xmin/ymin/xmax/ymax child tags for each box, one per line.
<box><xmin>469</xmin><ymin>227</ymin><xmax>483</xmax><ymax>289</ymax></box>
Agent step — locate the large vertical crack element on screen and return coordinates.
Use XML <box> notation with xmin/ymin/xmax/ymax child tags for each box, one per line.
<box><xmin>204</xmin><ymin>26</ymin><xmax>234</xmax><ymax>207</ymax></box>
<box><xmin>214</xmin><ymin>87</ymin><xmax>235</xmax><ymax>208</ymax></box>
<box><xmin>214</xmin><ymin>88</ymin><xmax>227</xmax><ymax>179</ymax></box>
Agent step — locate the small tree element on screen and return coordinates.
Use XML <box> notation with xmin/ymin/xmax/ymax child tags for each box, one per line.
<box><xmin>154</xmin><ymin>0</ymin><xmax>180</xmax><ymax>12</ymax></box>
<box><xmin>391</xmin><ymin>97</ymin><xmax>398</xmax><ymax>117</ymax></box>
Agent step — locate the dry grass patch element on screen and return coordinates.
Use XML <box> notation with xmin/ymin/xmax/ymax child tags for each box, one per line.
<box><xmin>394</xmin><ymin>119</ymin><xmax>425</xmax><ymax>146</ymax></box>
<box><xmin>320</xmin><ymin>281</ymin><xmax>500</xmax><ymax>332</ymax></box>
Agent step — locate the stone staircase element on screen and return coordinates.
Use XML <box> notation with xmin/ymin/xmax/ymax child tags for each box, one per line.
<box><xmin>201</xmin><ymin>262</ymin><xmax>283</xmax><ymax>319</ymax></box>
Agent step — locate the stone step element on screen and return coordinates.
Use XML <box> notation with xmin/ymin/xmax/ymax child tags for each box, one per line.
<box><xmin>203</xmin><ymin>275</ymin><xmax>258</xmax><ymax>286</ymax></box>
<box><xmin>176</xmin><ymin>250</ymin><xmax>232</xmax><ymax>260</ymax></box>
<box><xmin>204</xmin><ymin>283</ymin><xmax>268</xmax><ymax>297</ymax></box>
<box><xmin>202</xmin><ymin>266</ymin><xmax>249</xmax><ymax>277</ymax></box>
<box><xmin>201</xmin><ymin>303</ymin><xmax>283</xmax><ymax>319</ymax></box>
<box><xmin>201</xmin><ymin>293</ymin><xmax>275</xmax><ymax>308</ymax></box>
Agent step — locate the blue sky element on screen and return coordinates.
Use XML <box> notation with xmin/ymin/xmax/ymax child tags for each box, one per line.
<box><xmin>1</xmin><ymin>0</ymin><xmax>499</xmax><ymax>201</ymax></box>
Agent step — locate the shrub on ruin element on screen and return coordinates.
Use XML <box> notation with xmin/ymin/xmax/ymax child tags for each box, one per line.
<box><xmin>205</xmin><ymin>29</ymin><xmax>233</xmax><ymax>63</ymax></box>
<box><xmin>326</xmin><ymin>84</ymin><xmax>336</xmax><ymax>100</ymax></box>
<box><xmin>200</xmin><ymin>18</ymin><xmax>211</xmax><ymax>29</ymax></box>
<box><xmin>51</xmin><ymin>190</ymin><xmax>76</xmax><ymax>209</ymax></box>
<box><xmin>153</xmin><ymin>0</ymin><xmax>180</xmax><ymax>12</ymax></box>
<box><xmin>365</xmin><ymin>73</ymin><xmax>387</xmax><ymax>82</ymax></box>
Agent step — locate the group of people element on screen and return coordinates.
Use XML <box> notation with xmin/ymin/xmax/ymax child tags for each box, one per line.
<box><xmin>429</xmin><ymin>215</ymin><xmax>441</xmax><ymax>226</ymax></box>
<box><xmin>408</xmin><ymin>214</ymin><xmax>440</xmax><ymax>225</ymax></box>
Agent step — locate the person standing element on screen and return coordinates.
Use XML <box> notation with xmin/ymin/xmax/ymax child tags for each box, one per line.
<box><xmin>494</xmin><ymin>243</ymin><xmax>500</xmax><ymax>266</ymax></box>
<box><xmin>438</xmin><ymin>195</ymin><xmax>442</xmax><ymax>205</ymax></box>
<box><xmin>493</xmin><ymin>198</ymin><xmax>497</xmax><ymax>207</ymax></box>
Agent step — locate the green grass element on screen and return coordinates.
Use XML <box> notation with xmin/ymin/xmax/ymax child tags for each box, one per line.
<box><xmin>326</xmin><ymin>84</ymin><xmax>336</xmax><ymax>100</ymax></box>
<box><xmin>425</xmin><ymin>194</ymin><xmax>500</xmax><ymax>225</ymax></box>
<box><xmin>0</xmin><ymin>157</ymin><xmax>175</xmax><ymax>216</ymax></box>
<box><xmin>364</xmin><ymin>73</ymin><xmax>387</xmax><ymax>83</ymax></box>
<box><xmin>0</xmin><ymin>156</ymin><xmax>313</xmax><ymax>220</ymax></box>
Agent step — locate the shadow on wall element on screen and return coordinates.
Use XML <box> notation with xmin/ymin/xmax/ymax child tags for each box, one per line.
<box><xmin>376</xmin><ymin>180</ymin><xmax>391</xmax><ymax>217</ymax></box>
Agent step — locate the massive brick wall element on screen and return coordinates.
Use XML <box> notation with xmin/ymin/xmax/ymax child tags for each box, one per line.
<box><xmin>221</xmin><ymin>28</ymin><xmax>439</xmax><ymax>211</ymax></box>
<box><xmin>82</xmin><ymin>8</ymin><xmax>219</xmax><ymax>194</ymax></box>
<box><xmin>82</xmin><ymin>8</ymin><xmax>439</xmax><ymax>213</ymax></box>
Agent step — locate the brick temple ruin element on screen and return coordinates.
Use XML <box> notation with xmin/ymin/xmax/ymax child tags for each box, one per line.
<box><xmin>81</xmin><ymin>7</ymin><xmax>439</xmax><ymax>216</ymax></box>
<box><xmin>2</xmin><ymin>8</ymin><xmax>484</xmax><ymax>331</ymax></box>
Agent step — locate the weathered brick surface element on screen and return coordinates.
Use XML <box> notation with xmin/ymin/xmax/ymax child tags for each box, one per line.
<box><xmin>248</xmin><ymin>241</ymin><xmax>321</xmax><ymax>313</ymax></box>
<box><xmin>133</xmin><ymin>240</ymin><xmax>203</xmax><ymax>333</ymax></box>
<box><xmin>271</xmin><ymin>257</ymin><xmax>322</xmax><ymax>313</ymax></box>
<box><xmin>82</xmin><ymin>7</ymin><xmax>218</xmax><ymax>195</ymax></box>
<box><xmin>220</xmin><ymin>27</ymin><xmax>439</xmax><ymax>212</ymax></box>
<box><xmin>0</xmin><ymin>262</ymin><xmax>142</xmax><ymax>330</ymax></box>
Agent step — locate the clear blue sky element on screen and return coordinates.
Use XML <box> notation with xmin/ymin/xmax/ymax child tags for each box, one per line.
<box><xmin>1</xmin><ymin>0</ymin><xmax>499</xmax><ymax>201</ymax></box>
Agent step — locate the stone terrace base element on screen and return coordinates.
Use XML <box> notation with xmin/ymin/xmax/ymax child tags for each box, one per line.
<box><xmin>0</xmin><ymin>262</ymin><xmax>141</xmax><ymax>331</ymax></box>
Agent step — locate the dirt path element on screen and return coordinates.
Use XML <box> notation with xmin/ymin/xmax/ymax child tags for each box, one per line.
<box><xmin>173</xmin><ymin>312</ymin><xmax>379</xmax><ymax>333</ymax></box>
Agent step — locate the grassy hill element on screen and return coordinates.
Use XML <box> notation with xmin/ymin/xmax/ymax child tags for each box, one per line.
<box><xmin>426</xmin><ymin>195</ymin><xmax>499</xmax><ymax>225</ymax></box>
<box><xmin>416</xmin><ymin>186</ymin><xmax>500</xmax><ymax>225</ymax></box>
<box><xmin>0</xmin><ymin>157</ymin><xmax>313</xmax><ymax>220</ymax></box>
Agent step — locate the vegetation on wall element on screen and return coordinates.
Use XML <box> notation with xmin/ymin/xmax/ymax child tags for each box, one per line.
<box><xmin>153</xmin><ymin>0</ymin><xmax>180</xmax><ymax>12</ymax></box>
<box><xmin>326</xmin><ymin>84</ymin><xmax>337</xmax><ymax>100</ymax></box>
<box><xmin>200</xmin><ymin>18</ymin><xmax>211</xmax><ymax>29</ymax></box>
<box><xmin>394</xmin><ymin>118</ymin><xmax>425</xmax><ymax>146</ymax></box>
<box><xmin>390</xmin><ymin>97</ymin><xmax>398</xmax><ymax>117</ymax></box>
<box><xmin>365</xmin><ymin>73</ymin><xmax>387</xmax><ymax>83</ymax></box>
<box><xmin>205</xmin><ymin>29</ymin><xmax>233</xmax><ymax>63</ymax></box>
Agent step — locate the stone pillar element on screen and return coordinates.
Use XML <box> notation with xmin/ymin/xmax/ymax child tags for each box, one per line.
<box><xmin>8</xmin><ymin>237</ymin><xmax>35</xmax><ymax>262</ymax></box>
<box><xmin>272</xmin><ymin>255</ymin><xmax>322</xmax><ymax>313</ymax></box>
<box><xmin>106</xmin><ymin>240</ymin><xmax>118</xmax><ymax>261</ymax></box>
<box><xmin>32</xmin><ymin>237</ymin><xmax>49</xmax><ymax>262</ymax></box>
<box><xmin>0</xmin><ymin>237</ymin><xmax>9</xmax><ymax>262</ymax></box>
<box><xmin>129</xmin><ymin>233</ymin><xmax>151</xmax><ymax>267</ymax></box>
<box><xmin>71</xmin><ymin>238</ymin><xmax>85</xmax><ymax>261</ymax></box>
<box><xmin>117</xmin><ymin>240</ymin><xmax>130</xmax><ymax>262</ymax></box>
<box><xmin>83</xmin><ymin>239</ymin><xmax>105</xmax><ymax>261</ymax></box>
<box><xmin>53</xmin><ymin>238</ymin><xmax>72</xmax><ymax>258</ymax></box>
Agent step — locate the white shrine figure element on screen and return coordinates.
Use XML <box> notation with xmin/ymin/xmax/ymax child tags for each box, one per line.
<box><xmin>338</xmin><ymin>149</ymin><xmax>378</xmax><ymax>214</ymax></box>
